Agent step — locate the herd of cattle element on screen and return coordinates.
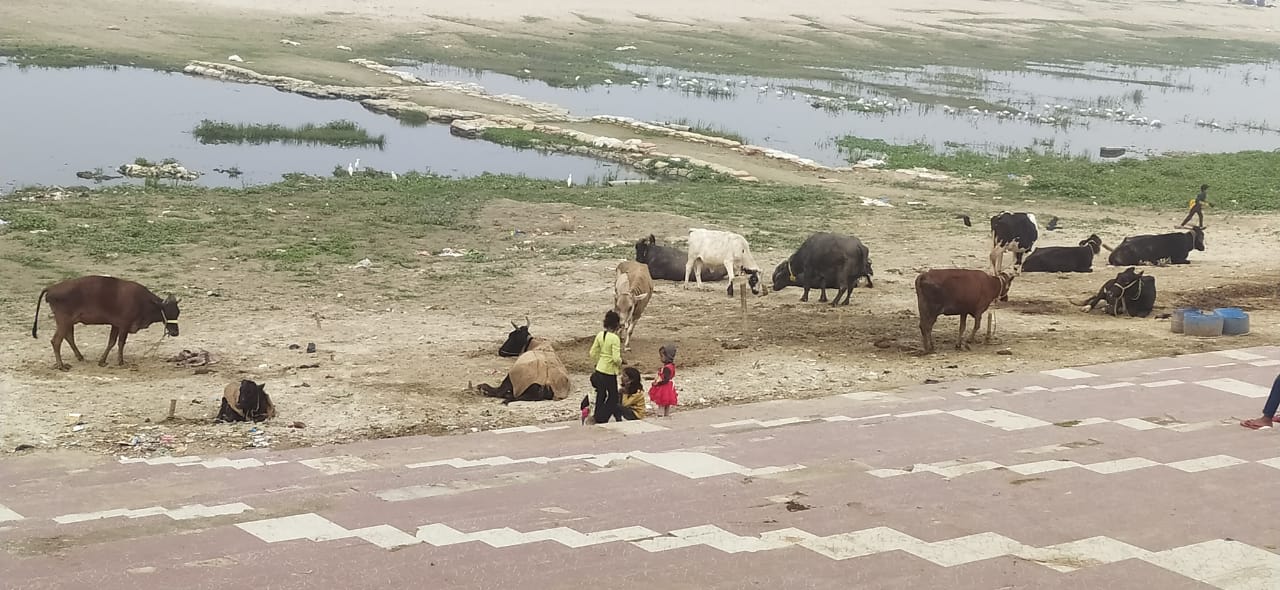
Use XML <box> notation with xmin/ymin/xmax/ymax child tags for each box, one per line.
<box><xmin>473</xmin><ymin>211</ymin><xmax>1207</xmax><ymax>402</ymax></box>
<box><xmin>26</xmin><ymin>210</ymin><xmax>1207</xmax><ymax>407</ymax></box>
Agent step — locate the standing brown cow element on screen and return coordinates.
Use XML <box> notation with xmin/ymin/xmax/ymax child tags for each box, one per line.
<box><xmin>32</xmin><ymin>276</ymin><xmax>182</xmax><ymax>370</ymax></box>
<box><xmin>915</xmin><ymin>269</ymin><xmax>1013</xmax><ymax>353</ymax></box>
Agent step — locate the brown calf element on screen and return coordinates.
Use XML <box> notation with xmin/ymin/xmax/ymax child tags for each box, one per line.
<box><xmin>915</xmin><ymin>269</ymin><xmax>1013</xmax><ymax>353</ymax></box>
<box><xmin>32</xmin><ymin>276</ymin><xmax>181</xmax><ymax>370</ymax></box>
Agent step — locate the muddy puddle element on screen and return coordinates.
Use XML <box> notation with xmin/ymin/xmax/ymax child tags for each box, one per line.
<box><xmin>0</xmin><ymin>63</ymin><xmax>643</xmax><ymax>193</ymax></box>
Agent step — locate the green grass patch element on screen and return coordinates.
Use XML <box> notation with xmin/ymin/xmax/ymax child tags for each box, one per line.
<box><xmin>0</xmin><ymin>174</ymin><xmax>836</xmax><ymax>282</ymax></box>
<box><xmin>192</xmin><ymin>120</ymin><xmax>386</xmax><ymax>148</ymax></box>
<box><xmin>836</xmin><ymin>136</ymin><xmax>1280</xmax><ymax>209</ymax></box>
<box><xmin>478</xmin><ymin>128</ymin><xmax>585</xmax><ymax>150</ymax></box>
<box><xmin>666</xmin><ymin>118</ymin><xmax>748</xmax><ymax>144</ymax></box>
<box><xmin>0</xmin><ymin>42</ymin><xmax>177</xmax><ymax>70</ymax></box>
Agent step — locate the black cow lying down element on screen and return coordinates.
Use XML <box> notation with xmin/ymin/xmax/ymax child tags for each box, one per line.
<box><xmin>479</xmin><ymin>331</ymin><xmax>572</xmax><ymax>404</ymax></box>
<box><xmin>1073</xmin><ymin>267</ymin><xmax>1156</xmax><ymax>317</ymax></box>
<box><xmin>217</xmin><ymin>380</ymin><xmax>276</xmax><ymax>423</ymax></box>
<box><xmin>1108</xmin><ymin>227</ymin><xmax>1204</xmax><ymax>266</ymax></box>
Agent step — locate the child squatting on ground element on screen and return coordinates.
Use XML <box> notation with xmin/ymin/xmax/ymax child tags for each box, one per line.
<box><xmin>648</xmin><ymin>343</ymin><xmax>678</xmax><ymax>417</ymax></box>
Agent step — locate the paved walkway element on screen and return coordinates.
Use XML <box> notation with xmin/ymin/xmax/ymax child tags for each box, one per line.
<box><xmin>4</xmin><ymin>347</ymin><xmax>1280</xmax><ymax>589</ymax></box>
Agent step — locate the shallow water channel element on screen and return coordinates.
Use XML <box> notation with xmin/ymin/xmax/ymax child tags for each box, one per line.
<box><xmin>0</xmin><ymin>64</ymin><xmax>639</xmax><ymax>193</ymax></box>
<box><xmin>395</xmin><ymin>59</ymin><xmax>1280</xmax><ymax>165</ymax></box>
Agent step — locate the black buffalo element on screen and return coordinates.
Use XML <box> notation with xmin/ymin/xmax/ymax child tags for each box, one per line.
<box><xmin>635</xmin><ymin>235</ymin><xmax>727</xmax><ymax>282</ymax></box>
<box><xmin>1108</xmin><ymin>227</ymin><xmax>1204</xmax><ymax>266</ymax></box>
<box><xmin>499</xmin><ymin>317</ymin><xmax>533</xmax><ymax>358</ymax></box>
<box><xmin>771</xmin><ymin>232</ymin><xmax>871</xmax><ymax>306</ymax></box>
<box><xmin>1021</xmin><ymin>234</ymin><xmax>1103</xmax><ymax>273</ymax></box>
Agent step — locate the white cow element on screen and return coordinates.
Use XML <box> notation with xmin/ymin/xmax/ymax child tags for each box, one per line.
<box><xmin>684</xmin><ymin>228</ymin><xmax>763</xmax><ymax>296</ymax></box>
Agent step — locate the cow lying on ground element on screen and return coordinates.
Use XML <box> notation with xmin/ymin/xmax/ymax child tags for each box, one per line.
<box><xmin>685</xmin><ymin>228</ymin><xmax>764</xmax><ymax>297</ymax></box>
<box><xmin>1021</xmin><ymin>234</ymin><xmax>1104</xmax><ymax>273</ymax></box>
<box><xmin>1073</xmin><ymin>267</ymin><xmax>1156</xmax><ymax>317</ymax></box>
<box><xmin>499</xmin><ymin>317</ymin><xmax>534</xmax><ymax>358</ymax></box>
<box><xmin>988</xmin><ymin>211</ymin><xmax>1040</xmax><ymax>275</ymax></box>
<box><xmin>614</xmin><ymin>261</ymin><xmax>654</xmax><ymax>350</ymax></box>
<box><xmin>217</xmin><ymin>380</ymin><xmax>276</xmax><ymax>423</ymax></box>
<box><xmin>915</xmin><ymin>269</ymin><xmax>1014</xmax><ymax>353</ymax></box>
<box><xmin>771</xmin><ymin>232</ymin><xmax>872</xmax><ymax>305</ymax></box>
<box><xmin>478</xmin><ymin>335</ymin><xmax>571</xmax><ymax>404</ymax></box>
<box><xmin>32</xmin><ymin>275</ymin><xmax>181</xmax><ymax>370</ymax></box>
<box><xmin>1108</xmin><ymin>226</ymin><xmax>1205</xmax><ymax>266</ymax></box>
<box><xmin>634</xmin><ymin>234</ymin><xmax>727</xmax><ymax>282</ymax></box>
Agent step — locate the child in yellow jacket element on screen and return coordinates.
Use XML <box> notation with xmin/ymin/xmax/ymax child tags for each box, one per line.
<box><xmin>619</xmin><ymin>367</ymin><xmax>646</xmax><ymax>420</ymax></box>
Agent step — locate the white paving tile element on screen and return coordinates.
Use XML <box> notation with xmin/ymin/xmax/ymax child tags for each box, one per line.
<box><xmin>1008</xmin><ymin>460</ymin><xmax>1081</xmax><ymax>475</ymax></box>
<box><xmin>54</xmin><ymin>503</ymin><xmax>250</xmax><ymax>524</ymax></box>
<box><xmin>1081</xmin><ymin>457</ymin><xmax>1161</xmax><ymax>474</ymax></box>
<box><xmin>1212</xmin><ymin>350</ymin><xmax>1266</xmax><ymax>361</ymax></box>
<box><xmin>948</xmin><ymin>409</ymin><xmax>1052</xmax><ymax>431</ymax></box>
<box><xmin>599</xmin><ymin>420</ymin><xmax>669</xmax><ymax>434</ymax></box>
<box><xmin>1113</xmin><ymin>418</ymin><xmax>1163</xmax><ymax>431</ymax></box>
<box><xmin>0</xmin><ymin>503</ymin><xmax>24</xmax><ymax>523</ymax></box>
<box><xmin>1042</xmin><ymin>368</ymin><xmax>1099</xmax><ymax>380</ymax></box>
<box><xmin>1141</xmin><ymin>380</ymin><xmax>1185</xmax><ymax>388</ymax></box>
<box><xmin>1166</xmin><ymin>455</ymin><xmax>1249</xmax><ymax>473</ymax></box>
<box><xmin>236</xmin><ymin>515</ymin><xmax>1280</xmax><ymax>587</ymax></box>
<box><xmin>1092</xmin><ymin>382</ymin><xmax>1135</xmax><ymax>390</ymax></box>
<box><xmin>298</xmin><ymin>455</ymin><xmax>380</xmax><ymax>475</ymax></box>
<box><xmin>1197</xmin><ymin>378</ymin><xmax>1272</xmax><ymax>398</ymax></box>
<box><xmin>1251</xmin><ymin>360</ymin><xmax>1280</xmax><ymax>367</ymax></box>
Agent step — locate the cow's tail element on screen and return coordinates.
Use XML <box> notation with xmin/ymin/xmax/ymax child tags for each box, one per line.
<box><xmin>31</xmin><ymin>289</ymin><xmax>47</xmax><ymax>339</ymax></box>
<box><xmin>1067</xmin><ymin>297</ymin><xmax>1090</xmax><ymax>307</ymax></box>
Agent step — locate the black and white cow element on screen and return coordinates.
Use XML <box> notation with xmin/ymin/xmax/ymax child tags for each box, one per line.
<box><xmin>1021</xmin><ymin>234</ymin><xmax>1104</xmax><ymax>273</ymax></box>
<box><xmin>1107</xmin><ymin>227</ymin><xmax>1205</xmax><ymax>266</ymax></box>
<box><xmin>988</xmin><ymin>211</ymin><xmax>1040</xmax><ymax>275</ymax></box>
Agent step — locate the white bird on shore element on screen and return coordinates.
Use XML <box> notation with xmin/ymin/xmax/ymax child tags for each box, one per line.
<box><xmin>346</xmin><ymin>163</ymin><xmax>354</xmax><ymax>176</ymax></box>
<box><xmin>391</xmin><ymin>171</ymin><xmax>398</xmax><ymax>180</ymax></box>
<box><xmin>354</xmin><ymin>158</ymin><xmax>360</xmax><ymax>170</ymax></box>
<box><xmin>567</xmin><ymin>174</ymin><xmax>573</xmax><ymax>188</ymax></box>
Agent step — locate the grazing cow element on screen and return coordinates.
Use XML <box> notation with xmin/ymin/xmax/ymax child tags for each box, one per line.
<box><xmin>32</xmin><ymin>275</ymin><xmax>181</xmax><ymax>370</ymax></box>
<box><xmin>915</xmin><ymin>269</ymin><xmax>1014</xmax><ymax>353</ymax></box>
<box><xmin>634</xmin><ymin>235</ymin><xmax>727</xmax><ymax>282</ymax></box>
<box><xmin>477</xmin><ymin>338</ymin><xmax>572</xmax><ymax>404</ymax></box>
<box><xmin>499</xmin><ymin>316</ymin><xmax>533</xmax><ymax>358</ymax></box>
<box><xmin>684</xmin><ymin>228</ymin><xmax>764</xmax><ymax>297</ymax></box>
<box><xmin>614</xmin><ymin>261</ymin><xmax>654</xmax><ymax>350</ymax></box>
<box><xmin>770</xmin><ymin>232</ymin><xmax>871</xmax><ymax>306</ymax></box>
<box><xmin>1107</xmin><ymin>226</ymin><xmax>1205</xmax><ymax>266</ymax></box>
<box><xmin>1021</xmin><ymin>234</ymin><xmax>1104</xmax><ymax>273</ymax></box>
<box><xmin>216</xmin><ymin>380</ymin><xmax>276</xmax><ymax>423</ymax></box>
<box><xmin>988</xmin><ymin>211</ymin><xmax>1040</xmax><ymax>275</ymax></box>
<box><xmin>1073</xmin><ymin>267</ymin><xmax>1155</xmax><ymax>317</ymax></box>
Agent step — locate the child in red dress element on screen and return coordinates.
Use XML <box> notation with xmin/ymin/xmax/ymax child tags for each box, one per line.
<box><xmin>648</xmin><ymin>343</ymin><xmax>678</xmax><ymax>417</ymax></box>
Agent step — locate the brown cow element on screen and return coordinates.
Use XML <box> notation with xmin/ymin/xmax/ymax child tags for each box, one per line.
<box><xmin>32</xmin><ymin>276</ymin><xmax>181</xmax><ymax>370</ymax></box>
<box><xmin>915</xmin><ymin>269</ymin><xmax>1013</xmax><ymax>353</ymax></box>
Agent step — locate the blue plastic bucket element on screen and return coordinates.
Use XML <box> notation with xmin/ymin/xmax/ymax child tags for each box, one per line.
<box><xmin>1213</xmin><ymin>307</ymin><xmax>1251</xmax><ymax>336</ymax></box>
<box><xmin>1171</xmin><ymin>307</ymin><xmax>1197</xmax><ymax>334</ymax></box>
<box><xmin>1184</xmin><ymin>310</ymin><xmax>1224</xmax><ymax>338</ymax></box>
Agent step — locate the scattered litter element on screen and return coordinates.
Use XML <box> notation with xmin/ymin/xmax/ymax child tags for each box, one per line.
<box><xmin>614</xmin><ymin>45</ymin><xmax>637</xmax><ymax>51</ymax></box>
<box><xmin>279</xmin><ymin>39</ymin><xmax>301</xmax><ymax>47</ymax></box>
<box><xmin>437</xmin><ymin>248</ymin><xmax>468</xmax><ymax>257</ymax></box>
<box><xmin>853</xmin><ymin>158</ymin><xmax>886</xmax><ymax>168</ymax></box>
<box><xmin>352</xmin><ymin>258</ymin><xmax>373</xmax><ymax>269</ymax></box>
<box><xmin>895</xmin><ymin>168</ymin><xmax>951</xmax><ymax>181</ymax></box>
<box><xmin>227</xmin><ymin>55</ymin><xmax>244</xmax><ymax>62</ymax></box>
<box><xmin>106</xmin><ymin>25</ymin><xmax>120</xmax><ymax>30</ymax></box>
<box><xmin>29</xmin><ymin>229</ymin><xmax>49</xmax><ymax>234</ymax></box>
<box><xmin>0</xmin><ymin>219</ymin><xmax>7</xmax><ymax>227</ymax></box>
<box><xmin>336</xmin><ymin>45</ymin><xmax>353</xmax><ymax>52</ymax></box>
<box><xmin>859</xmin><ymin>196</ymin><xmax>894</xmax><ymax>208</ymax></box>
<box><xmin>289</xmin><ymin>422</ymin><xmax>306</xmax><ymax>429</ymax></box>
<box><xmin>906</xmin><ymin>201</ymin><xmax>927</xmax><ymax>206</ymax></box>
<box><xmin>169</xmin><ymin>349</ymin><xmax>217</xmax><ymax>368</ymax></box>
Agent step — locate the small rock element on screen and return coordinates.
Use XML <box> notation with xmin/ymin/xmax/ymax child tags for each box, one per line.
<box><xmin>997</xmin><ymin>348</ymin><xmax>1013</xmax><ymax>355</ymax></box>
<box><xmin>924</xmin><ymin>378</ymin><xmax>941</xmax><ymax>384</ymax></box>
<box><xmin>289</xmin><ymin>344</ymin><xmax>301</xmax><ymax>350</ymax></box>
<box><xmin>13</xmin><ymin>444</ymin><xmax>35</xmax><ymax>452</ymax></box>
<box><xmin>106</xmin><ymin>25</ymin><xmax>120</xmax><ymax>31</ymax></box>
<box><xmin>306</xmin><ymin>343</ymin><xmax>317</xmax><ymax>354</ymax></box>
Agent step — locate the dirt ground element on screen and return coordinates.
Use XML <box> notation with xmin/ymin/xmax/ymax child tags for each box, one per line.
<box><xmin>2</xmin><ymin>0</ymin><xmax>1279</xmax><ymax>458</ymax></box>
<box><xmin>3</xmin><ymin>188</ymin><xmax>1277</xmax><ymax>457</ymax></box>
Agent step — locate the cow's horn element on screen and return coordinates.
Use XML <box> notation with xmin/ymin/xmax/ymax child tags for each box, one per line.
<box><xmin>523</xmin><ymin>315</ymin><xmax>530</xmax><ymax>328</ymax></box>
<box><xmin>510</xmin><ymin>320</ymin><xmax>520</xmax><ymax>329</ymax></box>
<box><xmin>1100</xmin><ymin>243</ymin><xmax>1113</xmax><ymax>252</ymax></box>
